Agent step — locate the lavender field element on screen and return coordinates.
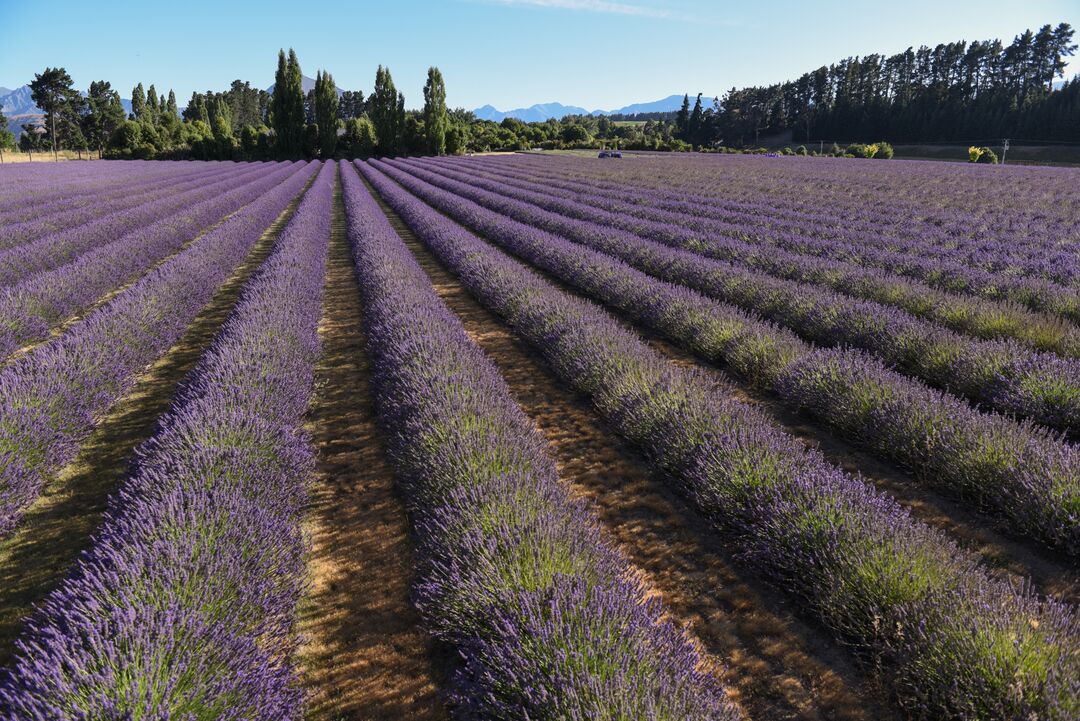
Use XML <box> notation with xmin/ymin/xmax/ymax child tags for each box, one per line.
<box><xmin>0</xmin><ymin>154</ymin><xmax>1077</xmax><ymax>720</ymax></box>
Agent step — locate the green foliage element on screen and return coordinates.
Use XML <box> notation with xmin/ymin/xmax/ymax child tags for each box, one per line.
<box><xmin>560</xmin><ymin>123</ymin><xmax>591</xmax><ymax>145</ymax></box>
<box><xmin>340</xmin><ymin>116</ymin><xmax>377</xmax><ymax>157</ymax></box>
<box><xmin>969</xmin><ymin>146</ymin><xmax>1000</xmax><ymax>163</ymax></box>
<box><xmin>339</xmin><ymin>90</ymin><xmax>366</xmax><ymax>120</ymax></box>
<box><xmin>83</xmin><ymin>80</ymin><xmax>126</xmax><ymax>153</ymax></box>
<box><xmin>402</xmin><ymin>114</ymin><xmax>427</xmax><ymax>156</ymax></box>
<box><xmin>270</xmin><ymin>48</ymin><xmax>305</xmax><ymax>157</ymax></box>
<box><xmin>699</xmin><ymin>23</ymin><xmax>1077</xmax><ymax>146</ymax></box>
<box><xmin>371</xmin><ymin>65</ymin><xmax>405</xmax><ymax>156</ymax></box>
<box><xmin>313</xmin><ymin>70</ymin><xmax>339</xmax><ymax>157</ymax></box>
<box><xmin>423</xmin><ymin>66</ymin><xmax>449</xmax><ymax>156</ymax></box>
<box><xmin>30</xmin><ymin>67</ymin><xmax>86</xmax><ymax>155</ymax></box>
<box><xmin>130</xmin><ymin>82</ymin><xmax>146</xmax><ymax>120</ymax></box>
<box><xmin>446</xmin><ymin>123</ymin><xmax>468</xmax><ymax>155</ymax></box>
<box><xmin>145</xmin><ymin>85</ymin><xmax>160</xmax><ymax>122</ymax></box>
<box><xmin>844</xmin><ymin>142</ymin><xmax>893</xmax><ymax>159</ymax></box>
<box><xmin>0</xmin><ymin>108</ymin><xmax>14</xmax><ymax>159</ymax></box>
<box><xmin>302</xmin><ymin>122</ymin><xmax>319</xmax><ymax>159</ymax></box>
<box><xmin>104</xmin><ymin>120</ymin><xmax>154</xmax><ymax>159</ymax></box>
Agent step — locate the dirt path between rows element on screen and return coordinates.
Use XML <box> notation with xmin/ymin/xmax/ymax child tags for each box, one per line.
<box><xmin>374</xmin><ymin>190</ymin><xmax>901</xmax><ymax>721</ymax></box>
<box><xmin>0</xmin><ymin>179</ymin><xmax>311</xmax><ymax>667</ymax></box>
<box><xmin>297</xmin><ymin>168</ymin><xmax>448</xmax><ymax>721</ymax></box>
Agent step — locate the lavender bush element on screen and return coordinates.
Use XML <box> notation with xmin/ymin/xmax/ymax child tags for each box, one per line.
<box><xmin>460</xmin><ymin>154</ymin><xmax>1080</xmax><ymax>323</ymax></box>
<box><xmin>0</xmin><ymin>161</ymin><xmax>317</xmax><ymax>536</ymax></box>
<box><xmin>0</xmin><ymin>161</ymin><xmax>270</xmax><ymax>285</ymax></box>
<box><xmin>0</xmin><ymin>161</ymin><xmax>305</xmax><ymax>360</ymax></box>
<box><xmin>367</xmin><ymin>159</ymin><xmax>1080</xmax><ymax>554</ymax></box>
<box><xmin>425</xmin><ymin>156</ymin><xmax>1080</xmax><ymax>357</ymax></box>
<box><xmin>0</xmin><ymin>161</ymin><xmax>333</xmax><ymax>720</ymax></box>
<box><xmin>360</xmin><ymin>158</ymin><xmax>1080</xmax><ymax>721</ymax></box>
<box><xmin>341</xmin><ymin>161</ymin><xmax>741</xmax><ymax>720</ymax></box>
<box><xmin>0</xmin><ymin>161</ymin><xmax>246</xmax><ymax>248</ymax></box>
<box><xmin>387</xmin><ymin>158</ymin><xmax>1080</xmax><ymax>434</ymax></box>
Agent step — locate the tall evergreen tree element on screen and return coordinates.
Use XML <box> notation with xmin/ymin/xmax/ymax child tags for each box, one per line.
<box><xmin>285</xmin><ymin>49</ymin><xmax>305</xmax><ymax>153</ymax></box>
<box><xmin>675</xmin><ymin>94</ymin><xmax>690</xmax><ymax>139</ymax></box>
<box><xmin>83</xmin><ymin>80</ymin><xmax>126</xmax><ymax>155</ymax></box>
<box><xmin>166</xmin><ymin>90</ymin><xmax>178</xmax><ymax>118</ymax></box>
<box><xmin>688</xmin><ymin>93</ymin><xmax>704</xmax><ymax>145</ymax></box>
<box><xmin>29</xmin><ymin>67</ymin><xmax>85</xmax><ymax>159</ymax></box>
<box><xmin>130</xmin><ymin>82</ymin><xmax>146</xmax><ymax>120</ymax></box>
<box><xmin>146</xmin><ymin>85</ymin><xmax>159</xmax><ymax>120</ymax></box>
<box><xmin>371</xmin><ymin>65</ymin><xmax>402</xmax><ymax>156</ymax></box>
<box><xmin>0</xmin><ymin>108</ymin><xmax>15</xmax><ymax>162</ymax></box>
<box><xmin>270</xmin><ymin>49</ymin><xmax>305</xmax><ymax>157</ymax></box>
<box><xmin>209</xmin><ymin>96</ymin><xmax>233</xmax><ymax>140</ymax></box>
<box><xmin>313</xmin><ymin>70</ymin><xmax>339</xmax><ymax>157</ymax></box>
<box><xmin>339</xmin><ymin>90</ymin><xmax>366</xmax><ymax>119</ymax></box>
<box><xmin>423</xmin><ymin>66</ymin><xmax>448</xmax><ymax>155</ymax></box>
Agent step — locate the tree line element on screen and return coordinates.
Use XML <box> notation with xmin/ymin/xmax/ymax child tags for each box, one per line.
<box><xmin>7</xmin><ymin>50</ymin><xmax>456</xmax><ymax>161</ymax></box>
<box><xmin>673</xmin><ymin>23</ymin><xmax>1078</xmax><ymax>147</ymax></box>
<box><xmin>5</xmin><ymin>23</ymin><xmax>1076</xmax><ymax>161</ymax></box>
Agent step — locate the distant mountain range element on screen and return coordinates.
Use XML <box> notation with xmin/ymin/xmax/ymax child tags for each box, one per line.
<box><xmin>472</xmin><ymin>94</ymin><xmax>687</xmax><ymax>122</ymax></box>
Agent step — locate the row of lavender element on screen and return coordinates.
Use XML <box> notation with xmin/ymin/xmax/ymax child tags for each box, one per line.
<box><xmin>0</xmin><ymin>162</ymin><xmax>273</xmax><ymax>285</ymax></box>
<box><xmin>469</xmin><ymin>155</ymin><xmax>1080</xmax><ymax>325</ymax></box>
<box><xmin>395</xmin><ymin>158</ymin><xmax>1080</xmax><ymax>435</ymax></box>
<box><xmin>360</xmin><ymin>159</ymin><xmax>1080</xmax><ymax>720</ymax></box>
<box><xmin>0</xmin><ymin>161</ymin><xmax>305</xmax><ymax>361</ymax></box>
<box><xmin>0</xmin><ymin>161</ymin><xmax>248</xmax><ymax>248</ymax></box>
<box><xmin>434</xmin><ymin>156</ymin><xmax>1080</xmax><ymax>356</ymax></box>
<box><xmin>485</xmin><ymin>153</ymin><xmax>1079</xmax><ymax>276</ymax></box>
<box><xmin>0</xmin><ymin>162</ymin><xmax>333</xmax><ymax>719</ymax></box>
<box><xmin>0</xmin><ymin>160</ymin><xmax>199</xmax><ymax>216</ymax></box>
<box><xmin>340</xmin><ymin>161</ymin><xmax>741</xmax><ymax>719</ymax></box>
<box><xmin>372</xmin><ymin>158</ymin><xmax>1080</xmax><ymax>555</ymax></box>
<box><xmin>0</xmin><ymin>161</ymin><xmax>317</xmax><ymax>536</ymax></box>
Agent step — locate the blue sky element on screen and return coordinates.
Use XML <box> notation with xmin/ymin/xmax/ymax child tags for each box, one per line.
<box><xmin>1</xmin><ymin>0</ymin><xmax>1076</xmax><ymax>110</ymax></box>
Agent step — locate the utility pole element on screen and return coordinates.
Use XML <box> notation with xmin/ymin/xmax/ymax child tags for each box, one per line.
<box><xmin>1002</xmin><ymin>138</ymin><xmax>1010</xmax><ymax>165</ymax></box>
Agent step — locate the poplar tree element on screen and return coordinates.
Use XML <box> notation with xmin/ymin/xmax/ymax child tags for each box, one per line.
<box><xmin>423</xmin><ymin>66</ymin><xmax>448</xmax><ymax>155</ymax></box>
<box><xmin>675</xmin><ymin>94</ymin><xmax>689</xmax><ymax>139</ymax></box>
<box><xmin>285</xmin><ymin>49</ymin><xmax>305</xmax><ymax>153</ymax></box>
<box><xmin>130</xmin><ymin>82</ymin><xmax>146</xmax><ymax>120</ymax></box>
<box><xmin>371</xmin><ymin>65</ymin><xmax>402</xmax><ymax>156</ymax></box>
<box><xmin>270</xmin><ymin>48</ymin><xmax>305</xmax><ymax>156</ymax></box>
<box><xmin>313</xmin><ymin>70</ymin><xmax>339</xmax><ymax>157</ymax></box>
<box><xmin>146</xmin><ymin>85</ymin><xmax>160</xmax><ymax>120</ymax></box>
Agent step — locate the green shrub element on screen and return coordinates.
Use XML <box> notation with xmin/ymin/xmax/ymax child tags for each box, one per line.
<box><xmin>796</xmin><ymin>145</ymin><xmax>808</xmax><ymax>156</ymax></box>
<box><xmin>969</xmin><ymin>146</ymin><xmax>999</xmax><ymax>164</ymax></box>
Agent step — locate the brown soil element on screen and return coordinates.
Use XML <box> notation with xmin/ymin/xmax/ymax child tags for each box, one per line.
<box><xmin>371</xmin><ymin>187</ymin><xmax>902</xmax><ymax>721</ymax></box>
<box><xmin>0</xmin><ymin>180</ymin><xmax>311</xmax><ymax>667</ymax></box>
<box><xmin>297</xmin><ymin>167</ymin><xmax>448</xmax><ymax>721</ymax></box>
